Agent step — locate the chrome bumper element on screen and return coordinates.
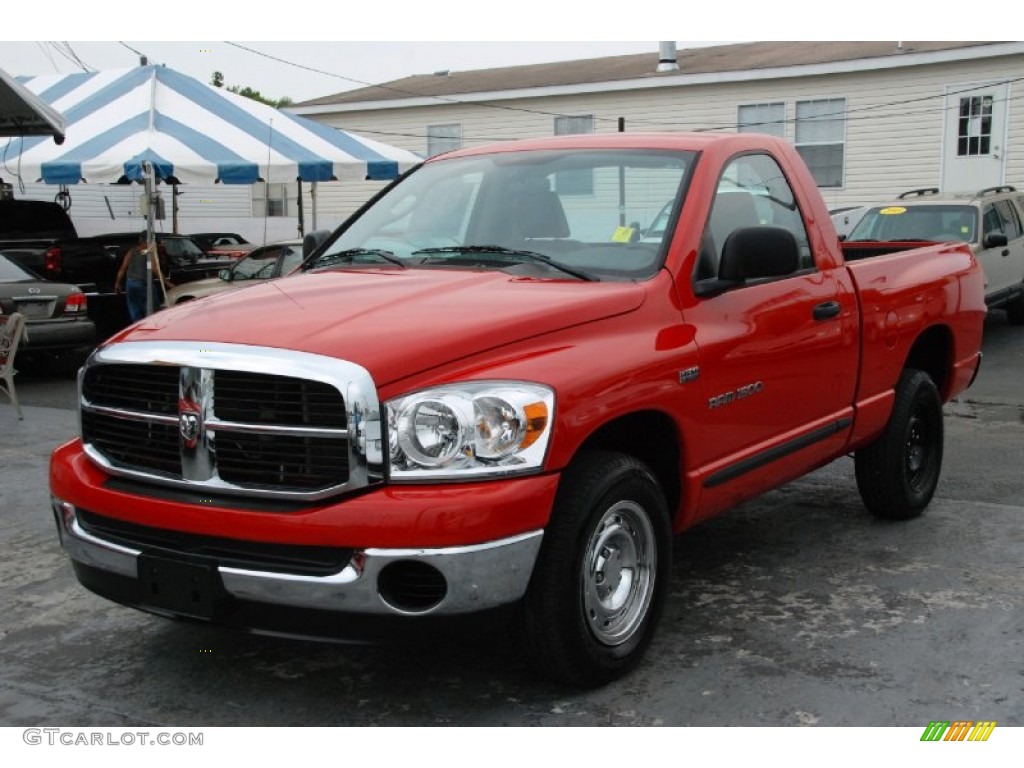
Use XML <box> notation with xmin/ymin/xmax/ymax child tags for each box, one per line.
<box><xmin>53</xmin><ymin>500</ymin><xmax>542</xmax><ymax>617</ymax></box>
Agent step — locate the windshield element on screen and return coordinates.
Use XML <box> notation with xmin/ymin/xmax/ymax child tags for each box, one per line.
<box><xmin>308</xmin><ymin>148</ymin><xmax>695</xmax><ymax>282</ymax></box>
<box><xmin>231</xmin><ymin>245</ymin><xmax>300</xmax><ymax>279</ymax></box>
<box><xmin>162</xmin><ymin>237</ymin><xmax>205</xmax><ymax>260</ymax></box>
<box><xmin>847</xmin><ymin>204</ymin><xmax>978</xmax><ymax>243</ymax></box>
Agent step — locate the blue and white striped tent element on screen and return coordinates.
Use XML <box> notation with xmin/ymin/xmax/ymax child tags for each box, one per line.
<box><xmin>1</xmin><ymin>65</ymin><xmax>421</xmax><ymax>186</ymax></box>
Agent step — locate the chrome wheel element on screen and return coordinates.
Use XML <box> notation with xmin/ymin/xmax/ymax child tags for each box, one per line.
<box><xmin>582</xmin><ymin>500</ymin><xmax>657</xmax><ymax>646</ymax></box>
<box><xmin>521</xmin><ymin>451</ymin><xmax>670</xmax><ymax>686</ymax></box>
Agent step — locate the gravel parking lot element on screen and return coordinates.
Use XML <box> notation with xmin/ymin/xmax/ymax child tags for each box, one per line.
<box><xmin>1</xmin><ymin>313</ymin><xmax>1021</xmax><ymax>727</ymax></box>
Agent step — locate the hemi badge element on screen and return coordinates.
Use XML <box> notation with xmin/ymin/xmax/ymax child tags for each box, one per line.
<box><xmin>679</xmin><ymin>367</ymin><xmax>700</xmax><ymax>384</ymax></box>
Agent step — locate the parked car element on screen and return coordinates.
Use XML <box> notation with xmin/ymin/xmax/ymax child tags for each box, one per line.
<box><xmin>0</xmin><ymin>199</ymin><xmax>120</xmax><ymax>292</ymax></box>
<box><xmin>91</xmin><ymin>232</ymin><xmax>236</xmax><ymax>286</ymax></box>
<box><xmin>165</xmin><ymin>240</ymin><xmax>304</xmax><ymax>305</ymax></box>
<box><xmin>188</xmin><ymin>232</ymin><xmax>255</xmax><ymax>260</ymax></box>
<box><xmin>829</xmin><ymin>205</ymin><xmax>869</xmax><ymax>239</ymax></box>
<box><xmin>188</xmin><ymin>232</ymin><xmax>250</xmax><ymax>253</ymax></box>
<box><xmin>844</xmin><ymin>185</ymin><xmax>1024</xmax><ymax>321</ymax></box>
<box><xmin>0</xmin><ymin>253</ymin><xmax>95</xmax><ymax>359</ymax></box>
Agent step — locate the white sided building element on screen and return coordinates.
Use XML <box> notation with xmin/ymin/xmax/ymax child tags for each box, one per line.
<box><xmin>291</xmin><ymin>41</ymin><xmax>1024</xmax><ymax>212</ymax></box>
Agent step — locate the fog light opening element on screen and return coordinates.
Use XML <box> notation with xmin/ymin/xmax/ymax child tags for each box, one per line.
<box><xmin>377</xmin><ymin>560</ymin><xmax>448</xmax><ymax>613</ymax></box>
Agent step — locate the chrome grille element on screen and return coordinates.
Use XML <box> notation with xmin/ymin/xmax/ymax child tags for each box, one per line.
<box><xmin>213</xmin><ymin>371</ymin><xmax>346</xmax><ymax>427</ymax></box>
<box><xmin>83</xmin><ymin>363</ymin><xmax>180</xmax><ymax>415</ymax></box>
<box><xmin>79</xmin><ymin>342</ymin><xmax>383</xmax><ymax>500</ymax></box>
<box><xmin>81</xmin><ymin>411</ymin><xmax>181</xmax><ymax>475</ymax></box>
<box><xmin>216</xmin><ymin>431</ymin><xmax>349</xmax><ymax>489</ymax></box>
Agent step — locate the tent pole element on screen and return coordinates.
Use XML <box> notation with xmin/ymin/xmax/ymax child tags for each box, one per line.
<box><xmin>311</xmin><ymin>181</ymin><xmax>318</xmax><ymax>231</ymax></box>
<box><xmin>143</xmin><ymin>162</ymin><xmax>156</xmax><ymax>317</ymax></box>
<box><xmin>172</xmin><ymin>183</ymin><xmax>180</xmax><ymax>234</ymax></box>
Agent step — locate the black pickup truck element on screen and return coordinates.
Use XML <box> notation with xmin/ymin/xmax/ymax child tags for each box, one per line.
<box><xmin>0</xmin><ymin>199</ymin><xmax>120</xmax><ymax>291</ymax></box>
<box><xmin>1</xmin><ymin>201</ymin><xmax>236</xmax><ymax>338</ymax></box>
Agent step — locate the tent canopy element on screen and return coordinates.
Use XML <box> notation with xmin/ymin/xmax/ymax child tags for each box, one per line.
<box><xmin>1</xmin><ymin>65</ymin><xmax>420</xmax><ymax>186</ymax></box>
<box><xmin>0</xmin><ymin>67</ymin><xmax>66</xmax><ymax>142</ymax></box>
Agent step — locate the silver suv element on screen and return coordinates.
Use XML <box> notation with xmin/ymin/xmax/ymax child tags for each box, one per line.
<box><xmin>846</xmin><ymin>186</ymin><xmax>1024</xmax><ymax>323</ymax></box>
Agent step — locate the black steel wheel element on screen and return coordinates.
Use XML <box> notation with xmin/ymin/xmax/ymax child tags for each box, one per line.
<box><xmin>855</xmin><ymin>369</ymin><xmax>944</xmax><ymax>520</ymax></box>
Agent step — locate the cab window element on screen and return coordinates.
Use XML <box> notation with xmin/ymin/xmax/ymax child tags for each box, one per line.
<box><xmin>694</xmin><ymin>153</ymin><xmax>812</xmax><ymax>283</ymax></box>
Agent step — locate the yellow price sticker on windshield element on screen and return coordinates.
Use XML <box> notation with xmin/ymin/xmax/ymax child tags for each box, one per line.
<box><xmin>961</xmin><ymin>226</ymin><xmax>970</xmax><ymax>234</ymax></box>
<box><xmin>879</xmin><ymin>206</ymin><xmax>907</xmax><ymax>215</ymax></box>
<box><xmin>612</xmin><ymin>226</ymin><xmax>635</xmax><ymax>243</ymax></box>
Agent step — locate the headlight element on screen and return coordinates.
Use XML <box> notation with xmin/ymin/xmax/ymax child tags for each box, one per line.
<box><xmin>386</xmin><ymin>382</ymin><xmax>554</xmax><ymax>481</ymax></box>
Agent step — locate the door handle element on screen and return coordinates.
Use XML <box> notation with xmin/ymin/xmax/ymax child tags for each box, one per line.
<box><xmin>813</xmin><ymin>301</ymin><xmax>842</xmax><ymax>321</ymax></box>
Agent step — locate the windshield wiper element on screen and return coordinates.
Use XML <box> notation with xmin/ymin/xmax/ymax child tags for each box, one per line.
<box><xmin>311</xmin><ymin>248</ymin><xmax>407</xmax><ymax>269</ymax></box>
<box><xmin>411</xmin><ymin>245</ymin><xmax>598</xmax><ymax>282</ymax></box>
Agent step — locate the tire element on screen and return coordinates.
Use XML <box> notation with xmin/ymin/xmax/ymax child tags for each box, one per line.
<box><xmin>1006</xmin><ymin>290</ymin><xmax>1024</xmax><ymax>325</ymax></box>
<box><xmin>520</xmin><ymin>451</ymin><xmax>671</xmax><ymax>687</ymax></box>
<box><xmin>855</xmin><ymin>369</ymin><xmax>944</xmax><ymax>520</ymax></box>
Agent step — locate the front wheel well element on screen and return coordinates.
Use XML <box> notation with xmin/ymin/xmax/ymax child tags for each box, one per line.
<box><xmin>572</xmin><ymin>410</ymin><xmax>681</xmax><ymax>516</ymax></box>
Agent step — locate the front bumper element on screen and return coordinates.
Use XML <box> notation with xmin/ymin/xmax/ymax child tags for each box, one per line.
<box><xmin>53</xmin><ymin>498</ymin><xmax>543</xmax><ymax>622</ymax></box>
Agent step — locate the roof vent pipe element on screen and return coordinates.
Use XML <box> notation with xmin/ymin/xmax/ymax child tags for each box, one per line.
<box><xmin>657</xmin><ymin>41</ymin><xmax>679</xmax><ymax>72</ymax></box>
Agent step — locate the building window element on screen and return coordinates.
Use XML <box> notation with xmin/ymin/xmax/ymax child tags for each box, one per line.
<box><xmin>795</xmin><ymin>98</ymin><xmax>846</xmax><ymax>188</ymax></box>
<box><xmin>252</xmin><ymin>182</ymin><xmax>289</xmax><ymax>217</ymax></box>
<box><xmin>427</xmin><ymin>123</ymin><xmax>462</xmax><ymax>158</ymax></box>
<box><xmin>958</xmin><ymin>96</ymin><xmax>993</xmax><ymax>156</ymax></box>
<box><xmin>554</xmin><ymin>115</ymin><xmax>594</xmax><ymax>195</ymax></box>
<box><xmin>738</xmin><ymin>103</ymin><xmax>786</xmax><ymax>137</ymax></box>
<box><xmin>554</xmin><ymin>115</ymin><xmax>594</xmax><ymax>136</ymax></box>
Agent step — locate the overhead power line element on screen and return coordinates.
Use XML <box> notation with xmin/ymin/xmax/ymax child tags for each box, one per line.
<box><xmin>224</xmin><ymin>41</ymin><xmax>631</xmax><ymax>123</ymax></box>
<box><xmin>119</xmin><ymin>41</ymin><xmax>149</xmax><ymax>63</ymax></box>
<box><xmin>47</xmin><ymin>42</ymin><xmax>92</xmax><ymax>72</ymax></box>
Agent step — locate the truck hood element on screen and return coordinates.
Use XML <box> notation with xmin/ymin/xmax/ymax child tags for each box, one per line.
<box><xmin>117</xmin><ymin>268</ymin><xmax>646</xmax><ymax>386</ymax></box>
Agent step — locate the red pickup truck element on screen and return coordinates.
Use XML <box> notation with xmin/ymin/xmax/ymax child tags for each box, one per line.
<box><xmin>50</xmin><ymin>133</ymin><xmax>985</xmax><ymax>687</ymax></box>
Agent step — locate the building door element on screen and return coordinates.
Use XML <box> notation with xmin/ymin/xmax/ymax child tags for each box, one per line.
<box><xmin>942</xmin><ymin>82</ymin><xmax>1008</xmax><ymax>193</ymax></box>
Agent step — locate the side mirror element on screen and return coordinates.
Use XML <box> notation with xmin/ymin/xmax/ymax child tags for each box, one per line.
<box><xmin>719</xmin><ymin>226</ymin><xmax>800</xmax><ymax>281</ymax></box>
<box><xmin>303</xmin><ymin>229</ymin><xmax>332</xmax><ymax>258</ymax></box>
<box><xmin>984</xmin><ymin>233</ymin><xmax>1009</xmax><ymax>249</ymax></box>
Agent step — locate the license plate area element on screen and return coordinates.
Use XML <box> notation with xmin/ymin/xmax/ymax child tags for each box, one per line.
<box><xmin>16</xmin><ymin>299</ymin><xmax>54</xmax><ymax>319</ymax></box>
<box><xmin>138</xmin><ymin>554</ymin><xmax>224</xmax><ymax>619</ymax></box>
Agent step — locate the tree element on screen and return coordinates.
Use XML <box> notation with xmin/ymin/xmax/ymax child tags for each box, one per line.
<box><xmin>210</xmin><ymin>72</ymin><xmax>291</xmax><ymax>109</ymax></box>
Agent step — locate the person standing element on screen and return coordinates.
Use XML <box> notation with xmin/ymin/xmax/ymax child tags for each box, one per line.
<box><xmin>114</xmin><ymin>231</ymin><xmax>171</xmax><ymax>322</ymax></box>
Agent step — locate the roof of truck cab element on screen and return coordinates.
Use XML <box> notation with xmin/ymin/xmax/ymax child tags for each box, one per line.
<box><xmin>433</xmin><ymin>132</ymin><xmax>780</xmax><ymax>161</ymax></box>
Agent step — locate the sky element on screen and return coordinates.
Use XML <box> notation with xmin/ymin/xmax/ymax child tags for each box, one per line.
<box><xmin>1</xmin><ymin>41</ymin><xmax>686</xmax><ymax>104</ymax></box>
<box><xmin>2</xmin><ymin>2</ymin><xmax>993</xmax><ymax>104</ymax></box>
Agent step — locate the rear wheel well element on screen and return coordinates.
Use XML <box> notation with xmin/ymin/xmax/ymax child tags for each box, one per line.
<box><xmin>904</xmin><ymin>326</ymin><xmax>952</xmax><ymax>396</ymax></box>
<box><xmin>573</xmin><ymin>411</ymin><xmax>681</xmax><ymax>516</ymax></box>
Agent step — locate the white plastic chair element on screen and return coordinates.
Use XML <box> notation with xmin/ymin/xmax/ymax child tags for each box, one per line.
<box><xmin>0</xmin><ymin>313</ymin><xmax>27</xmax><ymax>420</ymax></box>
